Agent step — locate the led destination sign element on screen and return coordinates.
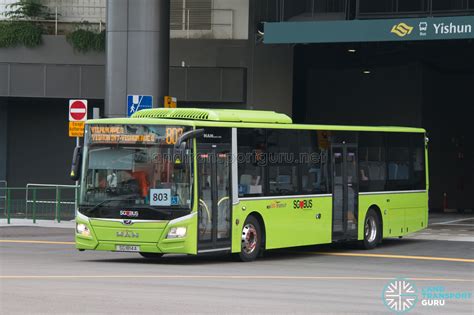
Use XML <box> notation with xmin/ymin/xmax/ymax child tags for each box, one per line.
<box><xmin>89</xmin><ymin>125</ymin><xmax>185</xmax><ymax>145</ymax></box>
<box><xmin>90</xmin><ymin>126</ymin><xmax>156</xmax><ymax>144</ymax></box>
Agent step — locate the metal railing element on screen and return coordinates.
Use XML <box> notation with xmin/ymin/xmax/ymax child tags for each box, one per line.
<box><xmin>0</xmin><ymin>180</ymin><xmax>6</xmax><ymax>214</ymax></box>
<box><xmin>1</xmin><ymin>185</ymin><xmax>78</xmax><ymax>224</ymax></box>
<box><xmin>0</xmin><ymin>1</ymin><xmax>105</xmax><ymax>35</ymax></box>
<box><xmin>0</xmin><ymin>2</ymin><xmax>235</xmax><ymax>39</ymax></box>
<box><xmin>170</xmin><ymin>8</ymin><xmax>234</xmax><ymax>39</ymax></box>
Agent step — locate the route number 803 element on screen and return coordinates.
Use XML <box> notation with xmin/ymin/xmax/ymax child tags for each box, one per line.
<box><xmin>153</xmin><ymin>192</ymin><xmax>168</xmax><ymax>202</ymax></box>
<box><xmin>150</xmin><ymin>189</ymin><xmax>171</xmax><ymax>206</ymax></box>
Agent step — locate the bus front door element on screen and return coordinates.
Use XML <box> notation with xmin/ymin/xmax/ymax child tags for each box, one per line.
<box><xmin>331</xmin><ymin>144</ymin><xmax>359</xmax><ymax>241</ymax></box>
<box><xmin>196</xmin><ymin>144</ymin><xmax>232</xmax><ymax>253</ymax></box>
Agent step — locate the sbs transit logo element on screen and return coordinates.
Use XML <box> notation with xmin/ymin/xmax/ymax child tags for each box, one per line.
<box><xmin>382</xmin><ymin>278</ymin><xmax>418</xmax><ymax>313</ymax></box>
<box><xmin>391</xmin><ymin>23</ymin><xmax>414</xmax><ymax>37</ymax></box>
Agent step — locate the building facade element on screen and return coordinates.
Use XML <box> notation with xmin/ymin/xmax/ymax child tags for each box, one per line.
<box><xmin>0</xmin><ymin>0</ymin><xmax>472</xmax><ymax>211</ymax></box>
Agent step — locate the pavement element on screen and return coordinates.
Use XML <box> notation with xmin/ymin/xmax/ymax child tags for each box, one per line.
<box><xmin>0</xmin><ymin>213</ymin><xmax>473</xmax><ymax>314</ymax></box>
<box><xmin>0</xmin><ymin>218</ymin><xmax>75</xmax><ymax>228</ymax></box>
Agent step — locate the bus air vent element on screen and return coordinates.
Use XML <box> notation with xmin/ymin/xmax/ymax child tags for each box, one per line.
<box><xmin>131</xmin><ymin>108</ymin><xmax>292</xmax><ymax>124</ymax></box>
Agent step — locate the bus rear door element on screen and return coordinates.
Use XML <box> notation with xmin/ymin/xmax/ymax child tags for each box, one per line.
<box><xmin>331</xmin><ymin>143</ymin><xmax>359</xmax><ymax>241</ymax></box>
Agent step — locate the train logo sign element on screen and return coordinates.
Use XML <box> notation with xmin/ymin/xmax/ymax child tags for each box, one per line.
<box><xmin>391</xmin><ymin>23</ymin><xmax>414</xmax><ymax>37</ymax></box>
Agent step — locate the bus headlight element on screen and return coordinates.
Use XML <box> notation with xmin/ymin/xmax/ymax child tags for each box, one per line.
<box><xmin>167</xmin><ymin>227</ymin><xmax>187</xmax><ymax>239</ymax></box>
<box><xmin>76</xmin><ymin>223</ymin><xmax>91</xmax><ymax>237</ymax></box>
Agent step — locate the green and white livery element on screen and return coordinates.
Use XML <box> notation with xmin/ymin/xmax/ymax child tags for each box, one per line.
<box><xmin>73</xmin><ymin>108</ymin><xmax>428</xmax><ymax>261</ymax></box>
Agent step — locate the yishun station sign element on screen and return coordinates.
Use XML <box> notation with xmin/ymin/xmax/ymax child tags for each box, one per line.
<box><xmin>264</xmin><ymin>15</ymin><xmax>474</xmax><ymax>44</ymax></box>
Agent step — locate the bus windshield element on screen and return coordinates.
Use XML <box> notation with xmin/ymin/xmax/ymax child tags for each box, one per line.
<box><xmin>79</xmin><ymin>124</ymin><xmax>193</xmax><ymax>210</ymax></box>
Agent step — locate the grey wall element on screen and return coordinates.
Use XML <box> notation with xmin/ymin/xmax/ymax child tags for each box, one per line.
<box><xmin>0</xmin><ymin>36</ymin><xmax>294</xmax><ymax>116</ymax></box>
<box><xmin>170</xmin><ymin>39</ymin><xmax>249</xmax><ymax>104</ymax></box>
<box><xmin>0</xmin><ymin>36</ymin><xmax>105</xmax><ymax>65</ymax></box>
<box><xmin>0</xmin><ymin>36</ymin><xmax>105</xmax><ymax>99</ymax></box>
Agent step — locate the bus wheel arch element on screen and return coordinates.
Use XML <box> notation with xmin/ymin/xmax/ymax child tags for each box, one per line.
<box><xmin>237</xmin><ymin>212</ymin><xmax>265</xmax><ymax>262</ymax></box>
<box><xmin>248</xmin><ymin>212</ymin><xmax>266</xmax><ymax>251</ymax></box>
<box><xmin>368</xmin><ymin>204</ymin><xmax>383</xmax><ymax>243</ymax></box>
<box><xmin>361</xmin><ymin>206</ymin><xmax>383</xmax><ymax>249</ymax></box>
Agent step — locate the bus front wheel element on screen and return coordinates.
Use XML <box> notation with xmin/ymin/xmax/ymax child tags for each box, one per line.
<box><xmin>362</xmin><ymin>209</ymin><xmax>381</xmax><ymax>249</ymax></box>
<box><xmin>238</xmin><ymin>216</ymin><xmax>262</xmax><ymax>262</ymax></box>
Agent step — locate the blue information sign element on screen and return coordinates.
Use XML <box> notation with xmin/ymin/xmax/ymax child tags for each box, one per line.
<box><xmin>127</xmin><ymin>95</ymin><xmax>153</xmax><ymax>117</ymax></box>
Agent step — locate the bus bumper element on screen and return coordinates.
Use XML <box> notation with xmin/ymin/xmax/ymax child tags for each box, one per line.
<box><xmin>75</xmin><ymin>212</ymin><xmax>198</xmax><ymax>255</ymax></box>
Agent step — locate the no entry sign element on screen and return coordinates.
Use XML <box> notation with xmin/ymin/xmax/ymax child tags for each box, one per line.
<box><xmin>69</xmin><ymin>100</ymin><xmax>88</xmax><ymax>121</ymax></box>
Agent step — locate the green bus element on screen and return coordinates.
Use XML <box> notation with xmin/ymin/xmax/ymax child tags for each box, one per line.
<box><xmin>72</xmin><ymin>108</ymin><xmax>428</xmax><ymax>261</ymax></box>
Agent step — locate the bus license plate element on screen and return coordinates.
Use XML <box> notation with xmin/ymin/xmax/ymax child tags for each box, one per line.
<box><xmin>115</xmin><ymin>245</ymin><xmax>140</xmax><ymax>252</ymax></box>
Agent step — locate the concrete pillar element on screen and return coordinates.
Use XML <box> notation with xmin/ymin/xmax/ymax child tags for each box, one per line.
<box><xmin>105</xmin><ymin>0</ymin><xmax>170</xmax><ymax>117</ymax></box>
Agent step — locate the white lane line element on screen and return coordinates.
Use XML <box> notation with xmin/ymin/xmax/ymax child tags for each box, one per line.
<box><xmin>432</xmin><ymin>217</ymin><xmax>474</xmax><ymax>225</ymax></box>
<box><xmin>432</xmin><ymin>224</ymin><xmax>474</xmax><ymax>227</ymax></box>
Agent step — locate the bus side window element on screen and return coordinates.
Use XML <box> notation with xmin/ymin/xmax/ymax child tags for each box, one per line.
<box><xmin>237</xmin><ymin>128</ymin><xmax>265</xmax><ymax>197</ymax></box>
<box><xmin>358</xmin><ymin>132</ymin><xmax>386</xmax><ymax>192</ymax></box>
<box><xmin>299</xmin><ymin>130</ymin><xmax>330</xmax><ymax>195</ymax></box>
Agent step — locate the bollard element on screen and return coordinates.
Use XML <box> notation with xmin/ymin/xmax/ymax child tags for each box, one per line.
<box><xmin>7</xmin><ymin>189</ymin><xmax>10</xmax><ymax>224</ymax></box>
<box><xmin>33</xmin><ymin>189</ymin><xmax>37</xmax><ymax>224</ymax></box>
<box><xmin>57</xmin><ymin>187</ymin><xmax>61</xmax><ymax>223</ymax></box>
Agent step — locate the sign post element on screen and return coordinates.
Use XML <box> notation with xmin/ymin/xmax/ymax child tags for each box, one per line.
<box><xmin>69</xmin><ymin>100</ymin><xmax>87</xmax><ymax>138</ymax></box>
<box><xmin>69</xmin><ymin>99</ymin><xmax>87</xmax><ymax>216</ymax></box>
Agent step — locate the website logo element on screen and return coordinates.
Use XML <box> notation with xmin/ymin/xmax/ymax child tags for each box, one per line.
<box><xmin>383</xmin><ymin>278</ymin><xmax>418</xmax><ymax>313</ymax></box>
<box><xmin>382</xmin><ymin>278</ymin><xmax>472</xmax><ymax>313</ymax></box>
<box><xmin>391</xmin><ymin>23</ymin><xmax>414</xmax><ymax>37</ymax></box>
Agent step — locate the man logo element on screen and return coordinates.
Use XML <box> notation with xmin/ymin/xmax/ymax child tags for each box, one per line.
<box><xmin>391</xmin><ymin>23</ymin><xmax>414</xmax><ymax>37</ymax></box>
<box><xmin>116</xmin><ymin>231</ymin><xmax>139</xmax><ymax>238</ymax></box>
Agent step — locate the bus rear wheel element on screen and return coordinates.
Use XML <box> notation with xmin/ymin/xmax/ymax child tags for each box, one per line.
<box><xmin>238</xmin><ymin>216</ymin><xmax>262</xmax><ymax>262</ymax></box>
<box><xmin>139</xmin><ymin>252</ymin><xmax>163</xmax><ymax>259</ymax></box>
<box><xmin>362</xmin><ymin>209</ymin><xmax>381</xmax><ymax>249</ymax></box>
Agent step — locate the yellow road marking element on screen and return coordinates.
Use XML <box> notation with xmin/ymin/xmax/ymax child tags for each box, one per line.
<box><xmin>0</xmin><ymin>240</ymin><xmax>74</xmax><ymax>245</ymax></box>
<box><xmin>310</xmin><ymin>252</ymin><xmax>474</xmax><ymax>263</ymax></box>
<box><xmin>1</xmin><ymin>240</ymin><xmax>473</xmax><ymax>263</ymax></box>
<box><xmin>1</xmin><ymin>275</ymin><xmax>473</xmax><ymax>282</ymax></box>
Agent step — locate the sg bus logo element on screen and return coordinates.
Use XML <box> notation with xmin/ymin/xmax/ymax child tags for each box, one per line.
<box><xmin>293</xmin><ymin>199</ymin><xmax>313</xmax><ymax>209</ymax></box>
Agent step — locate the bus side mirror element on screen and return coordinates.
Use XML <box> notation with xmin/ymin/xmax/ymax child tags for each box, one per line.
<box><xmin>175</xmin><ymin>129</ymin><xmax>205</xmax><ymax>149</ymax></box>
<box><xmin>70</xmin><ymin>146</ymin><xmax>83</xmax><ymax>181</ymax></box>
<box><xmin>173</xmin><ymin>129</ymin><xmax>204</xmax><ymax>168</ymax></box>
